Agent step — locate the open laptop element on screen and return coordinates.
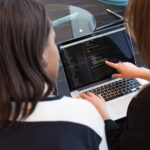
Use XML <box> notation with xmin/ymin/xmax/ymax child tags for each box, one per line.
<box><xmin>57</xmin><ymin>24</ymin><xmax>148</xmax><ymax>120</ymax></box>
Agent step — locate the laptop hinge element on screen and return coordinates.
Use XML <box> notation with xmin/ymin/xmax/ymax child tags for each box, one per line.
<box><xmin>77</xmin><ymin>78</ymin><xmax>115</xmax><ymax>91</ymax></box>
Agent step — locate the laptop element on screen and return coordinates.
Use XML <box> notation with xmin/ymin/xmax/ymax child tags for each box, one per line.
<box><xmin>57</xmin><ymin>24</ymin><xmax>148</xmax><ymax>120</ymax></box>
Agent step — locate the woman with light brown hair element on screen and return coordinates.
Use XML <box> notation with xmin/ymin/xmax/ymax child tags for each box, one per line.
<box><xmin>81</xmin><ymin>0</ymin><xmax>150</xmax><ymax>150</ymax></box>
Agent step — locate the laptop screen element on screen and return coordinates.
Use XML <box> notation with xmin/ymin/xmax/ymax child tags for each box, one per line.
<box><xmin>58</xmin><ymin>24</ymin><xmax>135</xmax><ymax>91</ymax></box>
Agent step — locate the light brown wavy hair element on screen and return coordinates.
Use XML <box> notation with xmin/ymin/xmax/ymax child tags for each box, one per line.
<box><xmin>126</xmin><ymin>0</ymin><xmax>150</xmax><ymax>67</ymax></box>
<box><xmin>0</xmin><ymin>0</ymin><xmax>55</xmax><ymax>128</ymax></box>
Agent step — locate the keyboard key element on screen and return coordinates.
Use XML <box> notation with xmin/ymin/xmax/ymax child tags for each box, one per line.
<box><xmin>106</xmin><ymin>93</ymin><xmax>124</xmax><ymax>101</ymax></box>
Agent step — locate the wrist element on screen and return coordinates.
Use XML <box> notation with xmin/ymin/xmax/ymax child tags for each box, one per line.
<box><xmin>97</xmin><ymin>108</ymin><xmax>111</xmax><ymax>120</ymax></box>
<box><xmin>137</xmin><ymin>67</ymin><xmax>150</xmax><ymax>81</ymax></box>
<box><xmin>103</xmin><ymin>113</ymin><xmax>111</xmax><ymax>120</ymax></box>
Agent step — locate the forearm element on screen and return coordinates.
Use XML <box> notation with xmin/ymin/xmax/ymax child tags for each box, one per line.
<box><xmin>98</xmin><ymin>109</ymin><xmax>111</xmax><ymax>120</ymax></box>
<box><xmin>136</xmin><ymin>67</ymin><xmax>150</xmax><ymax>81</ymax></box>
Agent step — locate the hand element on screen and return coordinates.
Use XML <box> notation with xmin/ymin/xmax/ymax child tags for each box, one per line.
<box><xmin>105</xmin><ymin>60</ymin><xmax>140</xmax><ymax>79</ymax></box>
<box><xmin>80</xmin><ymin>92</ymin><xmax>110</xmax><ymax>120</ymax></box>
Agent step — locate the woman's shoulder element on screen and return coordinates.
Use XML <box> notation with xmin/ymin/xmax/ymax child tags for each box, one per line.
<box><xmin>39</xmin><ymin>95</ymin><xmax>102</xmax><ymax>119</ymax></box>
<box><xmin>59</xmin><ymin>96</ymin><xmax>104</xmax><ymax>125</ymax></box>
<box><xmin>25</xmin><ymin>96</ymin><xmax>104</xmax><ymax>137</ymax></box>
<box><xmin>61</xmin><ymin>96</ymin><xmax>102</xmax><ymax>114</ymax></box>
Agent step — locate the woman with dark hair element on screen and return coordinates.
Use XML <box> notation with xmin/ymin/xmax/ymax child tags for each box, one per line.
<box><xmin>81</xmin><ymin>0</ymin><xmax>150</xmax><ymax>150</ymax></box>
<box><xmin>0</xmin><ymin>0</ymin><xmax>108</xmax><ymax>150</ymax></box>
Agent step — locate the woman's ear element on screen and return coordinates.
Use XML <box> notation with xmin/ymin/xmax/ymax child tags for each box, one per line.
<box><xmin>42</xmin><ymin>57</ymin><xmax>48</xmax><ymax>68</ymax></box>
<box><xmin>42</xmin><ymin>29</ymin><xmax>59</xmax><ymax>79</ymax></box>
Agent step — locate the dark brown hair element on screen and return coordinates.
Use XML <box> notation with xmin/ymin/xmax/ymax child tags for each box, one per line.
<box><xmin>126</xmin><ymin>0</ymin><xmax>150</xmax><ymax>67</ymax></box>
<box><xmin>0</xmin><ymin>0</ymin><xmax>54</xmax><ymax>127</ymax></box>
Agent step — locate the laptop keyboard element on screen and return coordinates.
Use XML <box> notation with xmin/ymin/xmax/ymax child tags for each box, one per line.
<box><xmin>85</xmin><ymin>79</ymin><xmax>141</xmax><ymax>101</ymax></box>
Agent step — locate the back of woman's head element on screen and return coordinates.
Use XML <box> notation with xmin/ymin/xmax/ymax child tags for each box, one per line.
<box><xmin>126</xmin><ymin>0</ymin><xmax>150</xmax><ymax>67</ymax></box>
<box><xmin>0</xmin><ymin>0</ymin><xmax>54</xmax><ymax>127</ymax></box>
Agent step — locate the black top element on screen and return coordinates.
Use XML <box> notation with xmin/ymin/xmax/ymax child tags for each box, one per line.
<box><xmin>105</xmin><ymin>85</ymin><xmax>150</xmax><ymax>150</ymax></box>
<box><xmin>0</xmin><ymin>122</ymin><xmax>100</xmax><ymax>150</ymax></box>
<box><xmin>0</xmin><ymin>96</ymin><xmax>108</xmax><ymax>150</ymax></box>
